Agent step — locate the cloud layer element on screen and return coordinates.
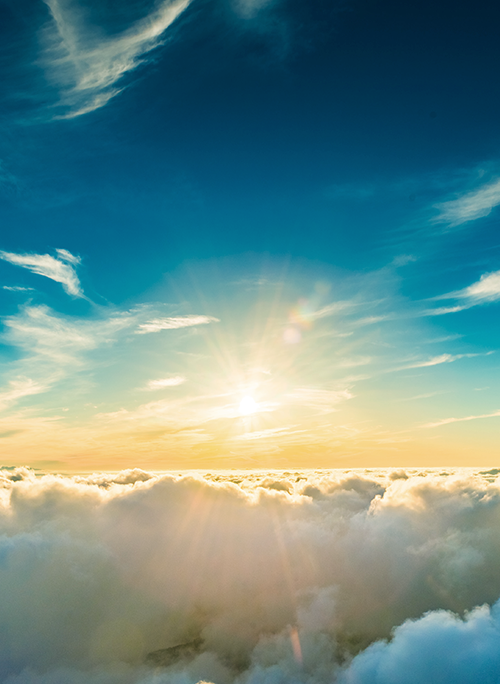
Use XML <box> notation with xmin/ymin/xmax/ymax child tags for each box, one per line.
<box><xmin>2</xmin><ymin>468</ymin><xmax>500</xmax><ymax>683</ymax></box>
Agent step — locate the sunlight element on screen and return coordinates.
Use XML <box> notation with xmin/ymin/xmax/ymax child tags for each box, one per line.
<box><xmin>239</xmin><ymin>395</ymin><xmax>257</xmax><ymax>415</ymax></box>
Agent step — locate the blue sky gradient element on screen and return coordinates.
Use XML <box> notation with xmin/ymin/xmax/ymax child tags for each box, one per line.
<box><xmin>1</xmin><ymin>0</ymin><xmax>500</xmax><ymax>469</ymax></box>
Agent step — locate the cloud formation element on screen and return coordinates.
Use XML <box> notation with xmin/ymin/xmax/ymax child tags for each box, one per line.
<box><xmin>421</xmin><ymin>409</ymin><xmax>500</xmax><ymax>429</ymax></box>
<box><xmin>433</xmin><ymin>177</ymin><xmax>500</xmax><ymax>227</ymax></box>
<box><xmin>42</xmin><ymin>0</ymin><xmax>192</xmax><ymax>118</ymax></box>
<box><xmin>0</xmin><ymin>249</ymin><xmax>83</xmax><ymax>297</ymax></box>
<box><xmin>423</xmin><ymin>270</ymin><xmax>500</xmax><ymax>316</ymax></box>
<box><xmin>136</xmin><ymin>315</ymin><xmax>220</xmax><ymax>334</ymax></box>
<box><xmin>144</xmin><ymin>376</ymin><xmax>186</xmax><ymax>390</ymax></box>
<box><xmin>1</xmin><ymin>469</ymin><xmax>500</xmax><ymax>682</ymax></box>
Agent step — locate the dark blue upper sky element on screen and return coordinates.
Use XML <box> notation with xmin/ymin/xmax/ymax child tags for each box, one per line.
<box><xmin>1</xmin><ymin>0</ymin><xmax>500</xmax><ymax>298</ymax></box>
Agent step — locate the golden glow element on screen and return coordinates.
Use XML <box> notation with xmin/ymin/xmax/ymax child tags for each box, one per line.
<box><xmin>239</xmin><ymin>395</ymin><xmax>257</xmax><ymax>415</ymax></box>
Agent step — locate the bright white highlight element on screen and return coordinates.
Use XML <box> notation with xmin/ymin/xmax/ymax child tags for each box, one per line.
<box><xmin>239</xmin><ymin>395</ymin><xmax>257</xmax><ymax>415</ymax></box>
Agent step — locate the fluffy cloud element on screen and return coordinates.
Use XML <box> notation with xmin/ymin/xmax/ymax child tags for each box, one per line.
<box><xmin>2</xmin><ymin>469</ymin><xmax>500</xmax><ymax>682</ymax></box>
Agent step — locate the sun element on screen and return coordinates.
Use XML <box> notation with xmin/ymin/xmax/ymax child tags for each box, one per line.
<box><xmin>239</xmin><ymin>395</ymin><xmax>257</xmax><ymax>415</ymax></box>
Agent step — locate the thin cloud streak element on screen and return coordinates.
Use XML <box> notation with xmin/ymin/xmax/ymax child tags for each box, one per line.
<box><xmin>422</xmin><ymin>409</ymin><xmax>500</xmax><ymax>428</ymax></box>
<box><xmin>136</xmin><ymin>315</ymin><xmax>220</xmax><ymax>334</ymax></box>
<box><xmin>144</xmin><ymin>376</ymin><xmax>185</xmax><ymax>390</ymax></box>
<box><xmin>42</xmin><ymin>0</ymin><xmax>192</xmax><ymax>118</ymax></box>
<box><xmin>395</xmin><ymin>352</ymin><xmax>487</xmax><ymax>372</ymax></box>
<box><xmin>2</xmin><ymin>286</ymin><xmax>34</xmax><ymax>292</ymax></box>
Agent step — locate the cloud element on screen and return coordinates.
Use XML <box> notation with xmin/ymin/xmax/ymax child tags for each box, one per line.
<box><xmin>339</xmin><ymin>603</ymin><xmax>500</xmax><ymax>684</ymax></box>
<box><xmin>0</xmin><ymin>378</ymin><xmax>46</xmax><ymax>410</ymax></box>
<box><xmin>286</xmin><ymin>387</ymin><xmax>353</xmax><ymax>413</ymax></box>
<box><xmin>2</xmin><ymin>286</ymin><xmax>34</xmax><ymax>292</ymax></box>
<box><xmin>42</xmin><ymin>0</ymin><xmax>192</xmax><ymax>118</ymax></box>
<box><xmin>1</xmin><ymin>470</ymin><xmax>500</xmax><ymax>682</ymax></box>
<box><xmin>0</xmin><ymin>249</ymin><xmax>83</xmax><ymax>297</ymax></box>
<box><xmin>433</xmin><ymin>178</ymin><xmax>500</xmax><ymax>227</ymax></box>
<box><xmin>455</xmin><ymin>270</ymin><xmax>500</xmax><ymax>304</ymax></box>
<box><xmin>136</xmin><ymin>315</ymin><xmax>220</xmax><ymax>334</ymax></box>
<box><xmin>421</xmin><ymin>409</ymin><xmax>500</xmax><ymax>428</ymax></box>
<box><xmin>396</xmin><ymin>352</ymin><xmax>484</xmax><ymax>371</ymax></box>
<box><xmin>144</xmin><ymin>376</ymin><xmax>185</xmax><ymax>390</ymax></box>
<box><xmin>424</xmin><ymin>270</ymin><xmax>500</xmax><ymax>316</ymax></box>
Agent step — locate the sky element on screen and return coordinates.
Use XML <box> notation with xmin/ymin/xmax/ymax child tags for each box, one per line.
<box><xmin>1</xmin><ymin>0</ymin><xmax>500</xmax><ymax>470</ymax></box>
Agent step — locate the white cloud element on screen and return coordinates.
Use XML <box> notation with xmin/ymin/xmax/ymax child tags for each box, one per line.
<box><xmin>396</xmin><ymin>352</ymin><xmax>484</xmax><ymax>371</ymax></box>
<box><xmin>236</xmin><ymin>426</ymin><xmax>305</xmax><ymax>440</ymax></box>
<box><xmin>421</xmin><ymin>409</ymin><xmax>500</xmax><ymax>428</ymax></box>
<box><xmin>434</xmin><ymin>178</ymin><xmax>500</xmax><ymax>227</ymax></box>
<box><xmin>339</xmin><ymin>603</ymin><xmax>500</xmax><ymax>684</ymax></box>
<box><xmin>55</xmin><ymin>248</ymin><xmax>81</xmax><ymax>265</ymax></box>
<box><xmin>42</xmin><ymin>0</ymin><xmax>192</xmax><ymax>118</ymax></box>
<box><xmin>1</xmin><ymin>470</ymin><xmax>500</xmax><ymax>683</ymax></box>
<box><xmin>1</xmin><ymin>304</ymin><xmax>134</xmax><ymax>387</ymax></box>
<box><xmin>0</xmin><ymin>249</ymin><xmax>83</xmax><ymax>297</ymax></box>
<box><xmin>456</xmin><ymin>270</ymin><xmax>500</xmax><ymax>303</ymax></box>
<box><xmin>136</xmin><ymin>315</ymin><xmax>220</xmax><ymax>334</ymax></box>
<box><xmin>144</xmin><ymin>376</ymin><xmax>185</xmax><ymax>390</ymax></box>
<box><xmin>2</xmin><ymin>286</ymin><xmax>34</xmax><ymax>292</ymax></box>
<box><xmin>0</xmin><ymin>378</ymin><xmax>46</xmax><ymax>410</ymax></box>
<box><xmin>425</xmin><ymin>270</ymin><xmax>500</xmax><ymax>316</ymax></box>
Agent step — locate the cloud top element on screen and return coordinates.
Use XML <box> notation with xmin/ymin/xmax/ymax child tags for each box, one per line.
<box><xmin>1</xmin><ymin>468</ymin><xmax>500</xmax><ymax>683</ymax></box>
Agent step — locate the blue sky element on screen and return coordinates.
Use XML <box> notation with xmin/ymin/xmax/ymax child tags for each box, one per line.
<box><xmin>0</xmin><ymin>0</ymin><xmax>500</xmax><ymax>470</ymax></box>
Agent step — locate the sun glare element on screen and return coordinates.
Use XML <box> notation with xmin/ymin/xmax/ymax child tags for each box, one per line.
<box><xmin>239</xmin><ymin>395</ymin><xmax>257</xmax><ymax>415</ymax></box>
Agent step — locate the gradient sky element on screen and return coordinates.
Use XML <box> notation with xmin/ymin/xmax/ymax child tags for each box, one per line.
<box><xmin>0</xmin><ymin>0</ymin><xmax>500</xmax><ymax>470</ymax></box>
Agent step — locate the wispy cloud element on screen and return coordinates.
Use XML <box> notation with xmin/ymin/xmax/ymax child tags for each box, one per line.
<box><xmin>455</xmin><ymin>270</ymin><xmax>500</xmax><ymax>304</ymax></box>
<box><xmin>136</xmin><ymin>315</ymin><xmax>220</xmax><ymax>334</ymax></box>
<box><xmin>422</xmin><ymin>409</ymin><xmax>500</xmax><ymax>428</ymax></box>
<box><xmin>396</xmin><ymin>352</ymin><xmax>487</xmax><ymax>371</ymax></box>
<box><xmin>144</xmin><ymin>376</ymin><xmax>185</xmax><ymax>390</ymax></box>
<box><xmin>236</xmin><ymin>426</ymin><xmax>306</xmax><ymax>440</ymax></box>
<box><xmin>0</xmin><ymin>249</ymin><xmax>83</xmax><ymax>297</ymax></box>
<box><xmin>3</xmin><ymin>286</ymin><xmax>34</xmax><ymax>292</ymax></box>
<box><xmin>42</xmin><ymin>0</ymin><xmax>191</xmax><ymax>118</ymax></box>
<box><xmin>0</xmin><ymin>378</ymin><xmax>46</xmax><ymax>411</ymax></box>
<box><xmin>425</xmin><ymin>270</ymin><xmax>500</xmax><ymax>316</ymax></box>
<box><xmin>400</xmin><ymin>391</ymin><xmax>445</xmax><ymax>402</ymax></box>
<box><xmin>3</xmin><ymin>304</ymin><xmax>132</xmax><ymax>364</ymax></box>
<box><xmin>433</xmin><ymin>178</ymin><xmax>500</xmax><ymax>227</ymax></box>
<box><xmin>287</xmin><ymin>388</ymin><xmax>353</xmax><ymax>414</ymax></box>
